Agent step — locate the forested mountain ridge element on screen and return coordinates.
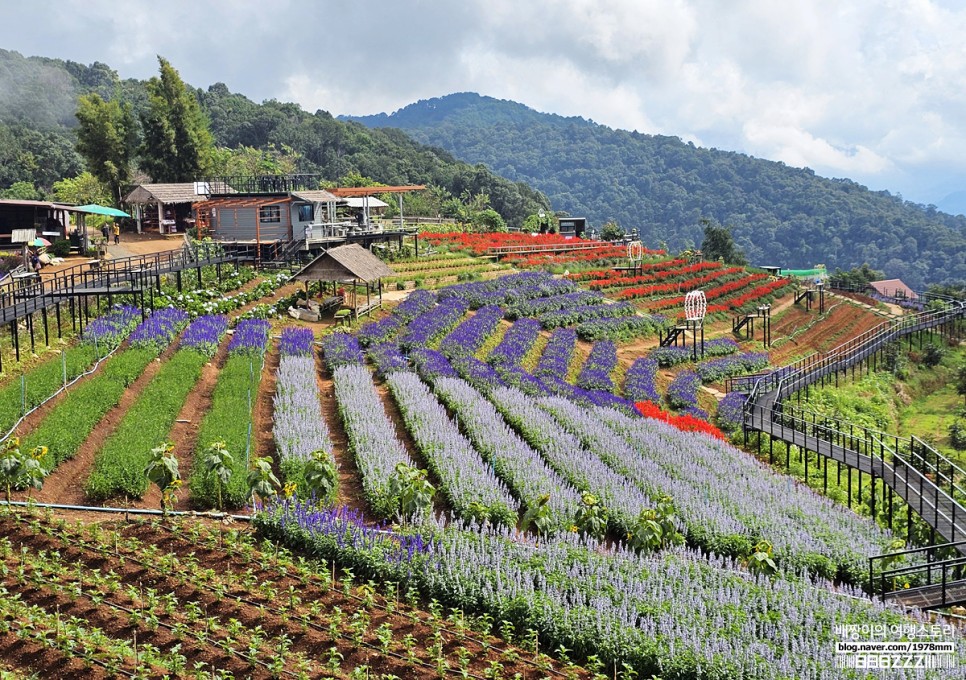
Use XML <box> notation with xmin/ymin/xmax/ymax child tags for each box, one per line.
<box><xmin>0</xmin><ymin>50</ymin><xmax>549</xmax><ymax>227</ymax></box>
<box><xmin>346</xmin><ymin>93</ymin><xmax>966</xmax><ymax>289</ymax></box>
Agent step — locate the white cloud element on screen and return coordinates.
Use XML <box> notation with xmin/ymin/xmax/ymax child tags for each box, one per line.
<box><xmin>2</xmin><ymin>0</ymin><xmax>966</xmax><ymax>204</ymax></box>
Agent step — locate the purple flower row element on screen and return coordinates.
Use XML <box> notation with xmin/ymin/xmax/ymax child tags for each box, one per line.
<box><xmin>432</xmin><ymin>376</ymin><xmax>582</xmax><ymax>530</ymax></box>
<box><xmin>438</xmin><ymin>271</ymin><xmax>576</xmax><ymax>309</ymax></box>
<box><xmin>649</xmin><ymin>345</ymin><xmax>694</xmax><ymax>367</ymax></box>
<box><xmin>227</xmin><ymin>318</ymin><xmax>271</xmax><ymax>357</ymax></box>
<box><xmin>451</xmin><ymin>355</ymin><xmax>505</xmax><ymax>393</ymax></box>
<box><xmin>358</xmin><ymin>289</ymin><xmax>437</xmax><ymax>346</ymax></box>
<box><xmin>715</xmin><ymin>392</ymin><xmax>747</xmax><ymax>432</ymax></box>
<box><xmin>704</xmin><ymin>337</ymin><xmax>740</xmax><ymax>356</ymax></box>
<box><xmin>695</xmin><ymin>352</ymin><xmax>770</xmax><ymax>383</ymax></box>
<box><xmin>666</xmin><ymin>369</ymin><xmax>701</xmax><ymax>410</ymax></box>
<box><xmin>274</xmin><ymin>353</ymin><xmax>334</xmax><ymax>472</ymax></box>
<box><xmin>279</xmin><ymin>326</ymin><xmax>316</xmax><ymax>358</ymax></box>
<box><xmin>599</xmin><ymin>406</ymin><xmax>899</xmax><ymax>577</ymax></box>
<box><xmin>411</xmin><ymin>348</ymin><xmax>459</xmax><ymax>382</ymax></box>
<box><xmin>367</xmin><ymin>342</ymin><xmax>411</xmax><ymax>378</ymax></box>
<box><xmin>439</xmin><ymin>305</ymin><xmax>504</xmax><ymax>359</ymax></box>
<box><xmin>321</xmin><ymin>331</ymin><xmax>365</xmax><ymax>369</ymax></box>
<box><xmin>180</xmin><ymin>314</ymin><xmax>229</xmax><ymax>357</ymax></box>
<box><xmin>491</xmin><ymin>385</ymin><xmax>653</xmax><ymax>531</ymax></box>
<box><xmin>505</xmin><ymin>290</ymin><xmax>603</xmax><ymax>320</ymax></box>
<box><xmin>80</xmin><ymin>305</ymin><xmax>141</xmax><ymax>351</ymax></box>
<box><xmin>129</xmin><ymin>307</ymin><xmax>190</xmax><ymax>353</ymax></box>
<box><xmin>538</xmin><ymin>301</ymin><xmax>637</xmax><ymax>329</ymax></box>
<box><xmin>387</xmin><ymin>371</ymin><xmax>520</xmax><ymax>526</ymax></box>
<box><xmin>331</xmin><ymin>364</ymin><xmax>416</xmax><ymax>519</ymax></box>
<box><xmin>575</xmin><ymin>340</ymin><xmax>617</xmax><ymax>391</ymax></box>
<box><xmin>487</xmin><ymin>318</ymin><xmax>541</xmax><ymax>368</ymax></box>
<box><xmin>494</xmin><ymin>365</ymin><xmax>551</xmax><ymax>398</ymax></box>
<box><xmin>398</xmin><ymin>298</ymin><xmax>469</xmax><ymax>350</ymax></box>
<box><xmin>534</xmin><ymin>328</ymin><xmax>576</xmax><ymax>379</ymax></box>
<box><xmin>623</xmin><ymin>356</ymin><xmax>661</xmax><ymax>404</ymax></box>
<box><xmin>542</xmin><ymin>374</ymin><xmax>637</xmax><ymax>415</ymax></box>
<box><xmin>574</xmin><ymin>314</ymin><xmax>666</xmax><ymax>342</ymax></box>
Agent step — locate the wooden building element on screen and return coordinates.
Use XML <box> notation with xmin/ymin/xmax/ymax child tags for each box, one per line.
<box><xmin>123</xmin><ymin>183</ymin><xmax>208</xmax><ymax>235</ymax></box>
<box><xmin>197</xmin><ymin>189</ymin><xmax>341</xmax><ymax>242</ymax></box>
<box><xmin>0</xmin><ymin>200</ymin><xmax>75</xmax><ymax>247</ymax></box>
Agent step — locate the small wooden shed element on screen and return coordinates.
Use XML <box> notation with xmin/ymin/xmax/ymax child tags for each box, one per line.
<box><xmin>290</xmin><ymin>244</ymin><xmax>394</xmax><ymax>319</ymax></box>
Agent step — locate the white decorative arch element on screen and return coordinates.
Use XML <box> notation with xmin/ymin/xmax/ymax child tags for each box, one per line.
<box><xmin>684</xmin><ymin>290</ymin><xmax>707</xmax><ymax>323</ymax></box>
<box><xmin>627</xmin><ymin>240</ymin><xmax>644</xmax><ymax>264</ymax></box>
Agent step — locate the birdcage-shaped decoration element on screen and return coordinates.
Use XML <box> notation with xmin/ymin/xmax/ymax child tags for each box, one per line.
<box><xmin>684</xmin><ymin>290</ymin><xmax>706</xmax><ymax>325</ymax></box>
<box><xmin>627</xmin><ymin>240</ymin><xmax>644</xmax><ymax>265</ymax></box>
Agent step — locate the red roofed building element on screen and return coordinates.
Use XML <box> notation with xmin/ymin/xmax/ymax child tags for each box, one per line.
<box><xmin>869</xmin><ymin>278</ymin><xmax>918</xmax><ymax>301</ymax></box>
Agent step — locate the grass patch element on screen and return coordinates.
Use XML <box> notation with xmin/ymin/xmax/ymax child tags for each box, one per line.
<box><xmin>188</xmin><ymin>354</ymin><xmax>263</xmax><ymax>509</ymax></box>
<box><xmin>21</xmin><ymin>348</ymin><xmax>157</xmax><ymax>472</ymax></box>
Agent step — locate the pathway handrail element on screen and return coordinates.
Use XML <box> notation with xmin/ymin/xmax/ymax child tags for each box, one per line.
<box><xmin>873</xmin><ymin>555</ymin><xmax>966</xmax><ymax>605</ymax></box>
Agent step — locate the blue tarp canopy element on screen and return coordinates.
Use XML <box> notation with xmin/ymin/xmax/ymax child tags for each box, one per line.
<box><xmin>75</xmin><ymin>204</ymin><xmax>131</xmax><ymax>218</ymax></box>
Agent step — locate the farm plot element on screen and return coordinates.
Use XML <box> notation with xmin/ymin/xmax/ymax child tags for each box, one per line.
<box><xmin>0</xmin><ymin>510</ymin><xmax>583</xmax><ymax>679</ymax></box>
<box><xmin>260</xmin><ymin>499</ymin><xmax>962</xmax><ymax>680</ymax></box>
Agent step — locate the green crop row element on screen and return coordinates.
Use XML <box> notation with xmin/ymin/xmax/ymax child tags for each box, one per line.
<box><xmin>0</xmin><ymin>344</ymin><xmax>100</xmax><ymax>435</ymax></box>
<box><xmin>21</xmin><ymin>348</ymin><xmax>157</xmax><ymax>472</ymax></box>
<box><xmin>188</xmin><ymin>354</ymin><xmax>263</xmax><ymax>509</ymax></box>
<box><xmin>85</xmin><ymin>349</ymin><xmax>209</xmax><ymax>502</ymax></box>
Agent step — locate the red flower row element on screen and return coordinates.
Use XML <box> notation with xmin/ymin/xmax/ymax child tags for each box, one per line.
<box><xmin>704</xmin><ymin>278</ymin><xmax>794</xmax><ymax>314</ymax></box>
<box><xmin>504</xmin><ymin>245</ymin><xmax>629</xmax><ymax>267</ymax></box>
<box><xmin>616</xmin><ymin>268</ymin><xmax>745</xmax><ymax>301</ymax></box>
<box><xmin>641</xmin><ymin>272</ymin><xmax>768</xmax><ymax>311</ymax></box>
<box><xmin>419</xmin><ymin>232</ymin><xmax>611</xmax><ymax>255</ymax></box>
<box><xmin>584</xmin><ymin>261</ymin><xmax>724</xmax><ymax>290</ymax></box>
<box><xmin>634</xmin><ymin>401</ymin><xmax>727</xmax><ymax>441</ymax></box>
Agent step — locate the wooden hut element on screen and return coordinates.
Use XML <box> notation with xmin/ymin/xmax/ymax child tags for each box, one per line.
<box><xmin>290</xmin><ymin>244</ymin><xmax>394</xmax><ymax>320</ymax></box>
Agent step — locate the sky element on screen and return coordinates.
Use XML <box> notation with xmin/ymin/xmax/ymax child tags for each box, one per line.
<box><xmin>3</xmin><ymin>0</ymin><xmax>966</xmax><ymax>211</ymax></box>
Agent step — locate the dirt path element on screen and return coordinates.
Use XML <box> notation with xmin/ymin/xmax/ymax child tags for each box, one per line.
<box><xmin>252</xmin><ymin>344</ymin><xmax>279</xmax><ymax>465</ymax></box>
<box><xmin>20</xmin><ymin>342</ymin><xmax>178</xmax><ymax>506</ymax></box>
<box><xmin>315</xmin><ymin>353</ymin><xmax>370</xmax><ymax>518</ymax></box>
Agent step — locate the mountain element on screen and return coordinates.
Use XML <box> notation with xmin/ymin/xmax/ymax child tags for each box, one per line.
<box><xmin>345</xmin><ymin>93</ymin><xmax>966</xmax><ymax>290</ymax></box>
<box><xmin>0</xmin><ymin>51</ymin><xmax>549</xmax><ymax>228</ymax></box>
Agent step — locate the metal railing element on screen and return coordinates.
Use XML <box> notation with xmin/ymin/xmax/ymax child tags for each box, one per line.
<box><xmin>869</xmin><ymin>540</ymin><xmax>966</xmax><ymax>606</ymax></box>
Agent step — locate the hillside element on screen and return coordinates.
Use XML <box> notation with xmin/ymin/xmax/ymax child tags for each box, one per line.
<box><xmin>0</xmin><ymin>51</ymin><xmax>549</xmax><ymax>227</ymax></box>
<box><xmin>345</xmin><ymin>93</ymin><xmax>966</xmax><ymax>290</ymax></box>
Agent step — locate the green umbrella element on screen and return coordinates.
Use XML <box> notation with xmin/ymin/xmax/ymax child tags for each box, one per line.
<box><xmin>75</xmin><ymin>204</ymin><xmax>131</xmax><ymax>218</ymax></box>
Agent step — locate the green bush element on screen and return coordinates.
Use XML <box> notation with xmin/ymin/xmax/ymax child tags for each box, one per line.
<box><xmin>49</xmin><ymin>239</ymin><xmax>71</xmax><ymax>258</ymax></box>
<box><xmin>85</xmin><ymin>349</ymin><xmax>208</xmax><ymax>502</ymax></box>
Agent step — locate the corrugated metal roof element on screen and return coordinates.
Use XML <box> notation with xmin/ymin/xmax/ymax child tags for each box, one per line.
<box><xmin>291</xmin><ymin>243</ymin><xmax>394</xmax><ymax>283</ymax></box>
<box><xmin>124</xmin><ymin>183</ymin><xmax>206</xmax><ymax>204</ymax></box>
<box><xmin>291</xmin><ymin>190</ymin><xmax>342</xmax><ymax>203</ymax></box>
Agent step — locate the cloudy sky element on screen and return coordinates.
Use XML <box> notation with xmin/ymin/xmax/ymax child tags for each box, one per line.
<box><xmin>3</xmin><ymin>0</ymin><xmax>966</xmax><ymax>209</ymax></box>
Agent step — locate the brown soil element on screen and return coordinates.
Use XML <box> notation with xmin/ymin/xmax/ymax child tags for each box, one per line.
<box><xmin>15</xmin><ymin>341</ymin><xmax>178</xmax><ymax>507</ymax></box>
<box><xmin>252</xmin><ymin>344</ymin><xmax>279</xmax><ymax>466</ymax></box>
<box><xmin>315</xmin><ymin>353</ymin><xmax>370</xmax><ymax>519</ymax></box>
<box><xmin>0</xmin><ymin>512</ymin><xmax>589</xmax><ymax>679</ymax></box>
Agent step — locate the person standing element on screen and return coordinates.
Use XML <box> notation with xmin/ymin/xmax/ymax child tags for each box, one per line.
<box><xmin>112</xmin><ymin>223</ymin><xmax>120</xmax><ymax>245</ymax></box>
<box><xmin>101</xmin><ymin>224</ymin><xmax>109</xmax><ymax>241</ymax></box>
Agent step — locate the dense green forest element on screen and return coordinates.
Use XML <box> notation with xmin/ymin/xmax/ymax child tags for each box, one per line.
<box><xmin>0</xmin><ymin>51</ymin><xmax>549</xmax><ymax>227</ymax></box>
<box><xmin>347</xmin><ymin>93</ymin><xmax>966</xmax><ymax>289</ymax></box>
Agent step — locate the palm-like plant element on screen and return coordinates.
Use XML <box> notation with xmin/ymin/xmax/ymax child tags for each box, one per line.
<box><xmin>201</xmin><ymin>441</ymin><xmax>233</xmax><ymax>511</ymax></box>
<box><xmin>144</xmin><ymin>442</ymin><xmax>180</xmax><ymax>517</ymax></box>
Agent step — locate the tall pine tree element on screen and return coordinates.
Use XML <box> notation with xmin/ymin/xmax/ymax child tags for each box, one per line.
<box><xmin>140</xmin><ymin>57</ymin><xmax>214</xmax><ymax>183</ymax></box>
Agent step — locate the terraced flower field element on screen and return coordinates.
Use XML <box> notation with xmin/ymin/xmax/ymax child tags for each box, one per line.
<box><xmin>0</xmin><ymin>246</ymin><xmax>960</xmax><ymax>678</ymax></box>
